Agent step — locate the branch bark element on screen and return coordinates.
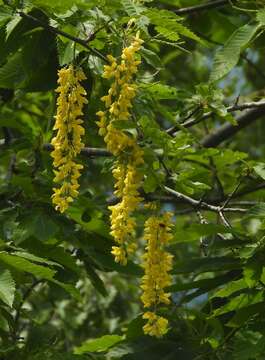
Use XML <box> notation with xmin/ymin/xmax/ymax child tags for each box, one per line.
<box><xmin>18</xmin><ymin>11</ymin><xmax>108</xmax><ymax>63</ymax></box>
<box><xmin>163</xmin><ymin>186</ymin><xmax>246</xmax><ymax>213</ymax></box>
<box><xmin>175</xmin><ymin>0</ymin><xmax>230</xmax><ymax>15</ymax></box>
<box><xmin>167</xmin><ymin>100</ymin><xmax>265</xmax><ymax>135</ymax></box>
<box><xmin>43</xmin><ymin>143</ymin><xmax>111</xmax><ymax>157</ymax></box>
<box><xmin>201</xmin><ymin>106</ymin><xmax>265</xmax><ymax>148</ymax></box>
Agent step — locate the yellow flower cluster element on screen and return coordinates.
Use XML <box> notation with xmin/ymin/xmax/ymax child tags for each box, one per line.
<box><xmin>141</xmin><ymin>212</ymin><xmax>174</xmax><ymax>337</ymax></box>
<box><xmin>97</xmin><ymin>33</ymin><xmax>144</xmax><ymax>265</ymax></box>
<box><xmin>51</xmin><ymin>65</ymin><xmax>87</xmax><ymax>213</ymax></box>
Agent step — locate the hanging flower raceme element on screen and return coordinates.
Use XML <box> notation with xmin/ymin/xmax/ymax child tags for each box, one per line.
<box><xmin>141</xmin><ymin>212</ymin><xmax>174</xmax><ymax>337</ymax></box>
<box><xmin>97</xmin><ymin>33</ymin><xmax>144</xmax><ymax>265</ymax></box>
<box><xmin>51</xmin><ymin>65</ymin><xmax>87</xmax><ymax>213</ymax></box>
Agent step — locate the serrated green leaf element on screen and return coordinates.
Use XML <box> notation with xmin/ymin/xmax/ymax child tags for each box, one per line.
<box><xmin>257</xmin><ymin>8</ymin><xmax>265</xmax><ymax>25</ymax></box>
<box><xmin>0</xmin><ymin>52</ymin><xmax>24</xmax><ymax>88</ymax></box>
<box><xmin>52</xmin><ymin>279</ymin><xmax>81</xmax><ymax>301</ymax></box>
<box><xmin>244</xmin><ymin>260</ymin><xmax>262</xmax><ymax>288</ymax></box>
<box><xmin>146</xmin><ymin>8</ymin><xmax>204</xmax><ymax>44</ymax></box>
<box><xmin>0</xmin><ymin>253</ymin><xmax>56</xmax><ymax>279</ymax></box>
<box><xmin>140</xmin><ymin>47</ymin><xmax>163</xmax><ymax>69</ymax></box>
<box><xmin>253</xmin><ymin>163</ymin><xmax>265</xmax><ymax>180</ymax></box>
<box><xmin>57</xmin><ymin>39</ymin><xmax>75</xmax><ymax>66</ymax></box>
<box><xmin>173</xmin><ymin>256</ymin><xmax>241</xmax><ymax>274</ymax></box>
<box><xmin>169</xmin><ymin>273</ymin><xmax>235</xmax><ymax>292</ymax></box>
<box><xmin>74</xmin><ymin>335</ymin><xmax>124</xmax><ymax>354</ymax></box>
<box><xmin>141</xmin><ymin>83</ymin><xmax>179</xmax><ymax>99</ymax></box>
<box><xmin>26</xmin><ymin>212</ymin><xmax>59</xmax><ymax>242</ymax></box>
<box><xmin>211</xmin><ymin>291</ymin><xmax>264</xmax><ymax>317</ymax></box>
<box><xmin>233</xmin><ymin>330</ymin><xmax>265</xmax><ymax>360</ymax></box>
<box><xmin>146</xmin><ymin>8</ymin><xmax>182</xmax><ymax>24</ymax></box>
<box><xmin>5</xmin><ymin>16</ymin><xmax>21</xmax><ymax>40</ymax></box>
<box><xmin>210</xmin><ymin>23</ymin><xmax>259</xmax><ymax>82</ymax></box>
<box><xmin>0</xmin><ymin>5</ymin><xmax>13</xmax><ymax>27</ymax></box>
<box><xmin>0</xmin><ymin>269</ymin><xmax>15</xmax><ymax>307</ymax></box>
<box><xmin>227</xmin><ymin>302</ymin><xmax>265</xmax><ymax>328</ymax></box>
<box><xmin>84</xmin><ymin>261</ymin><xmax>107</xmax><ymax>297</ymax></box>
<box><xmin>212</xmin><ymin>278</ymin><xmax>246</xmax><ymax>299</ymax></box>
<box><xmin>173</xmin><ymin>223</ymin><xmax>231</xmax><ymax>243</ymax></box>
<box><xmin>245</xmin><ymin>203</ymin><xmax>265</xmax><ymax>218</ymax></box>
<box><xmin>11</xmin><ymin>251</ymin><xmax>62</xmax><ymax>268</ymax></box>
<box><xmin>123</xmin><ymin>0</ymin><xmax>145</xmax><ymax>16</ymax></box>
<box><xmin>155</xmin><ymin>26</ymin><xmax>180</xmax><ymax>41</ymax></box>
<box><xmin>29</xmin><ymin>0</ymin><xmax>90</xmax><ymax>12</ymax></box>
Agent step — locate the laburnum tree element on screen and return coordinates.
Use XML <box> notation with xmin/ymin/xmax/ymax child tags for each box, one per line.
<box><xmin>1</xmin><ymin>0</ymin><xmax>265</xmax><ymax>358</ymax></box>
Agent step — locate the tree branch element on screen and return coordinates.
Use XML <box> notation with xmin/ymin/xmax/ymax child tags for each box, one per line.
<box><xmin>43</xmin><ymin>143</ymin><xmax>112</xmax><ymax>157</ymax></box>
<box><xmin>175</xmin><ymin>0</ymin><xmax>230</xmax><ymax>15</ymax></box>
<box><xmin>163</xmin><ymin>186</ymin><xmax>246</xmax><ymax>213</ymax></box>
<box><xmin>18</xmin><ymin>11</ymin><xmax>108</xmax><ymax>63</ymax></box>
<box><xmin>167</xmin><ymin>100</ymin><xmax>265</xmax><ymax>135</ymax></box>
<box><xmin>201</xmin><ymin>106</ymin><xmax>265</xmax><ymax>147</ymax></box>
<box><xmin>233</xmin><ymin>182</ymin><xmax>265</xmax><ymax>198</ymax></box>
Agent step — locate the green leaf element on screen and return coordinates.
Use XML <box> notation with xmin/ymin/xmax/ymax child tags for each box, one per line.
<box><xmin>51</xmin><ymin>280</ymin><xmax>81</xmax><ymax>301</ymax></box>
<box><xmin>0</xmin><ymin>5</ymin><xmax>13</xmax><ymax>27</ymax></box>
<box><xmin>143</xmin><ymin>172</ymin><xmax>159</xmax><ymax>193</ymax></box>
<box><xmin>210</xmin><ymin>23</ymin><xmax>259</xmax><ymax>82</ymax></box>
<box><xmin>29</xmin><ymin>0</ymin><xmax>91</xmax><ymax>12</ymax></box>
<box><xmin>211</xmin><ymin>291</ymin><xmax>264</xmax><ymax>317</ymax></box>
<box><xmin>88</xmin><ymin>251</ymin><xmax>143</xmax><ymax>276</ymax></box>
<box><xmin>173</xmin><ymin>256</ymin><xmax>241</xmax><ymax>274</ymax></box>
<box><xmin>244</xmin><ymin>260</ymin><xmax>262</xmax><ymax>288</ymax></box>
<box><xmin>257</xmin><ymin>8</ymin><xmax>265</xmax><ymax>26</ymax></box>
<box><xmin>146</xmin><ymin>8</ymin><xmax>204</xmax><ymax>44</ymax></box>
<box><xmin>11</xmin><ymin>251</ymin><xmax>61</xmax><ymax>268</ymax></box>
<box><xmin>173</xmin><ymin>223</ymin><xmax>230</xmax><ymax>243</ymax></box>
<box><xmin>74</xmin><ymin>335</ymin><xmax>124</xmax><ymax>354</ymax></box>
<box><xmin>0</xmin><ymin>253</ymin><xmax>56</xmax><ymax>279</ymax></box>
<box><xmin>227</xmin><ymin>302</ymin><xmax>265</xmax><ymax>328</ymax></box>
<box><xmin>233</xmin><ymin>330</ymin><xmax>265</xmax><ymax>360</ymax></box>
<box><xmin>0</xmin><ymin>52</ymin><xmax>24</xmax><ymax>88</ymax></box>
<box><xmin>245</xmin><ymin>203</ymin><xmax>265</xmax><ymax>218</ymax></box>
<box><xmin>155</xmin><ymin>26</ymin><xmax>180</xmax><ymax>42</ymax></box>
<box><xmin>57</xmin><ymin>39</ymin><xmax>75</xmax><ymax>66</ymax></box>
<box><xmin>123</xmin><ymin>0</ymin><xmax>145</xmax><ymax>16</ymax></box>
<box><xmin>30</xmin><ymin>244</ymin><xmax>80</xmax><ymax>274</ymax></box>
<box><xmin>212</xmin><ymin>278</ymin><xmax>246</xmax><ymax>299</ymax></box>
<box><xmin>140</xmin><ymin>47</ymin><xmax>163</xmax><ymax>69</ymax></box>
<box><xmin>167</xmin><ymin>20</ymin><xmax>204</xmax><ymax>44</ymax></box>
<box><xmin>25</xmin><ymin>212</ymin><xmax>59</xmax><ymax>241</ymax></box>
<box><xmin>84</xmin><ymin>261</ymin><xmax>107</xmax><ymax>297</ymax></box>
<box><xmin>141</xmin><ymin>83</ymin><xmax>179</xmax><ymax>99</ymax></box>
<box><xmin>6</xmin><ymin>16</ymin><xmax>22</xmax><ymax>40</ymax></box>
<box><xmin>0</xmin><ymin>269</ymin><xmax>15</xmax><ymax>307</ymax></box>
<box><xmin>253</xmin><ymin>163</ymin><xmax>265</xmax><ymax>180</ymax></box>
<box><xmin>169</xmin><ymin>273</ymin><xmax>236</xmax><ymax>292</ymax></box>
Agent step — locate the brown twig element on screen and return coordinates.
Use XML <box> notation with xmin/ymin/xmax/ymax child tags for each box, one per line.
<box><xmin>168</xmin><ymin>100</ymin><xmax>265</xmax><ymax>136</ymax></box>
<box><xmin>163</xmin><ymin>186</ymin><xmax>246</xmax><ymax>213</ymax></box>
<box><xmin>201</xmin><ymin>106</ymin><xmax>265</xmax><ymax>147</ymax></box>
<box><xmin>43</xmin><ymin>143</ymin><xmax>111</xmax><ymax>157</ymax></box>
<box><xmin>175</xmin><ymin>0</ymin><xmax>230</xmax><ymax>15</ymax></box>
<box><xmin>18</xmin><ymin>11</ymin><xmax>108</xmax><ymax>63</ymax></box>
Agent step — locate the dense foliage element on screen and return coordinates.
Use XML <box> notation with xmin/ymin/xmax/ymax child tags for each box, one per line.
<box><xmin>1</xmin><ymin>0</ymin><xmax>265</xmax><ymax>358</ymax></box>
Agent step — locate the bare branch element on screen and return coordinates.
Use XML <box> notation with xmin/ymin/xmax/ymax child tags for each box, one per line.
<box><xmin>201</xmin><ymin>106</ymin><xmax>265</xmax><ymax>148</ymax></box>
<box><xmin>233</xmin><ymin>182</ymin><xmax>265</xmax><ymax>198</ymax></box>
<box><xmin>167</xmin><ymin>100</ymin><xmax>265</xmax><ymax>135</ymax></box>
<box><xmin>18</xmin><ymin>11</ymin><xmax>108</xmax><ymax>63</ymax></box>
<box><xmin>163</xmin><ymin>186</ymin><xmax>246</xmax><ymax>213</ymax></box>
<box><xmin>175</xmin><ymin>0</ymin><xmax>230</xmax><ymax>15</ymax></box>
<box><xmin>43</xmin><ymin>143</ymin><xmax>111</xmax><ymax>157</ymax></box>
